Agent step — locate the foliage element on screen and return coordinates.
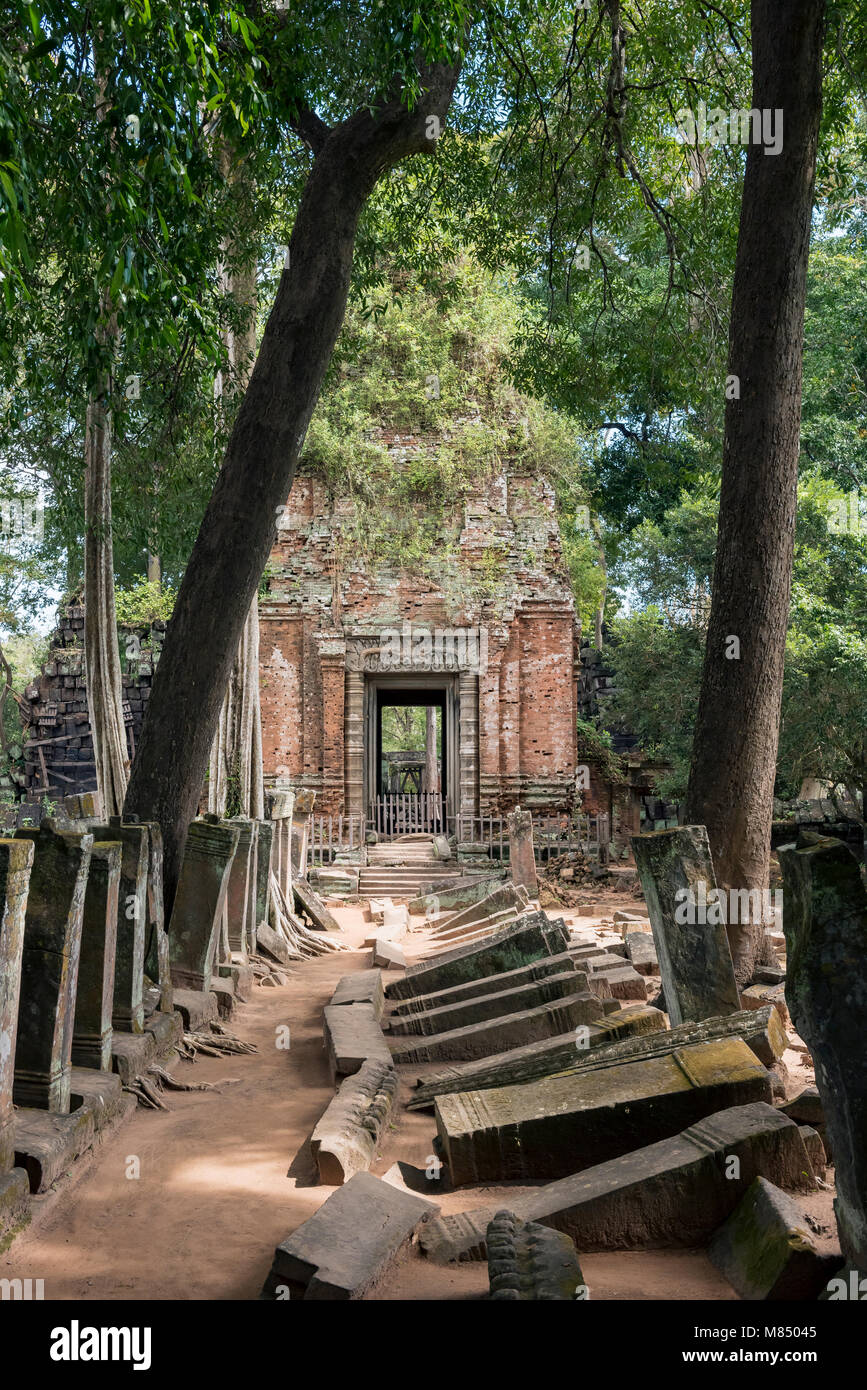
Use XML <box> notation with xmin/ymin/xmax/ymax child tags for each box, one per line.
<box><xmin>114</xmin><ymin>580</ymin><xmax>176</xmax><ymax>628</ymax></box>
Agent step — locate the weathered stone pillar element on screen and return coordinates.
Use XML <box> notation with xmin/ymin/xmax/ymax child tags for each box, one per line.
<box><xmin>225</xmin><ymin>817</ymin><xmax>255</xmax><ymax>957</ymax></box>
<box><xmin>291</xmin><ymin>789</ymin><xmax>315</xmax><ymax>880</ymax></box>
<box><xmin>71</xmin><ymin>841</ymin><xmax>122</xmax><ymax>1070</ymax></box>
<box><xmin>0</xmin><ymin>839</ymin><xmax>34</xmax><ymax>1170</ymax></box>
<box><xmin>508</xmin><ymin>805</ymin><xmax>538</xmax><ymax>896</ymax></box>
<box><xmin>90</xmin><ymin>818</ymin><xmax>149</xmax><ymax>1033</ymax></box>
<box><xmin>478</xmin><ymin>647</ymin><xmax>503</xmax><ymax>813</ymax></box>
<box><xmin>254</xmin><ymin>820</ymin><xmax>273</xmax><ymax>941</ymax></box>
<box><xmin>632</xmin><ymin>825</ymin><xmax>740</xmax><ymax>1027</ymax></box>
<box><xmin>13</xmin><ymin>825</ymin><xmax>93</xmax><ymax>1111</ymax></box>
<box><xmin>142</xmin><ymin>821</ymin><xmax>172</xmax><ymax>1013</ymax></box>
<box><xmin>344</xmin><ymin>669</ymin><xmax>365</xmax><ymax>821</ymax></box>
<box><xmin>318</xmin><ymin>638</ymin><xmax>346</xmax><ymax>812</ymax></box>
<box><xmin>168</xmin><ymin>819</ymin><xmax>239</xmax><ymax>990</ymax></box>
<box><xmin>458</xmin><ymin>670</ymin><xmax>479</xmax><ymax>830</ymax></box>
<box><xmin>779</xmin><ymin>833</ymin><xmax>867</xmax><ymax>1272</ymax></box>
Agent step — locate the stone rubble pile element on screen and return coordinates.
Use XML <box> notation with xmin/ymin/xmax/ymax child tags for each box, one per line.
<box><xmin>262</xmin><ymin>817</ymin><xmax>863</xmax><ymax>1302</ymax></box>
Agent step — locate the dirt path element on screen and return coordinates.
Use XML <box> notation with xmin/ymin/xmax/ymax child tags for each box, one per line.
<box><xmin>0</xmin><ymin>902</ymin><xmax>826</xmax><ymax>1300</ymax></box>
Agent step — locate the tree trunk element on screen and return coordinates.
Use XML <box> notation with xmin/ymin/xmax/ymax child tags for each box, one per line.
<box><xmin>207</xmin><ymin>167</ymin><xmax>264</xmax><ymax>821</ymax></box>
<box><xmin>123</xmin><ymin>62</ymin><xmax>464</xmax><ymax>911</ymax></box>
<box><xmin>424</xmin><ymin>705</ymin><xmax>439</xmax><ymax>794</ymax></box>
<box><xmin>684</xmin><ymin>0</ymin><xmax>825</xmax><ymax>985</ymax></box>
<box><xmin>84</xmin><ymin>359</ymin><xmax>130</xmax><ymax>817</ymax></box>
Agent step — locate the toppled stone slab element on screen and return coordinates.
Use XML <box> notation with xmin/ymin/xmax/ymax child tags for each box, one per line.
<box><xmin>487</xmin><ymin>1209</ymin><xmax>583</xmax><ymax>1300</ymax></box>
<box><xmin>420</xmin><ymin>1103</ymin><xmax>818</xmax><ymax>1262</ymax></box>
<box><xmin>324</xmin><ymin>1003</ymin><xmax>393</xmax><ymax>1082</ymax></box>
<box><xmin>294</xmin><ymin>878</ymin><xmax>342</xmax><ymax>934</ymax></box>
<box><xmin>256</xmin><ymin>922</ymin><xmax>293</xmax><ymax>968</ymax></box>
<box><xmin>389</xmin><ymin>990</ymin><xmax>610</xmax><ymax>1065</ymax></box>
<box><xmin>709</xmin><ymin>1177</ymin><xmax>841</xmax><ymax>1300</ymax></box>
<box><xmin>428</xmin><ymin>907</ymin><xmax>519</xmax><ymax>946</ymax></box>
<box><xmin>385</xmin><ymin>913</ymin><xmax>569</xmax><ymax>1003</ymax></box>
<box><xmin>435</xmin><ymin>881</ymin><xmax>529</xmax><ymax>936</ymax></box>
<box><xmin>311</xmin><ymin>1060</ymin><xmax>398</xmax><ymax>1185</ymax></box>
<box><xmin>782</xmin><ymin>1086</ymin><xmax>824</xmax><ymax>1128</ymax></box>
<box><xmin>261</xmin><ymin>1172</ymin><xmax>438</xmax><ymax>1299</ymax></box>
<box><xmin>388</xmin><ymin>971</ymin><xmax>585</xmax><ymax>1038</ymax></box>
<box><xmin>167</xmin><ymin>988</ymin><xmax>218</xmax><ymax>1032</ymax></box>
<box><xmin>435</xmin><ymin>1037</ymin><xmax>773</xmax><ymax>1185</ymax></box>
<box><xmin>219</xmin><ymin>961</ymin><xmax>254</xmax><ymax>1002</ymax></box>
<box><xmin>407</xmin><ymin>1004</ymin><xmax>666</xmax><ymax>1110</ymax></box>
<box><xmin>626</xmin><ymin>931</ymin><xmax>658</xmax><ymax>975</ymax></box>
<box><xmin>330</xmin><ymin>971</ymin><xmax>385</xmax><ymax>1020</ymax></box>
<box><xmin>407</xmin><ymin>872</ymin><xmax>507</xmax><ymax>916</ymax></box>
<box><xmin>632</xmin><ymin>825</ymin><xmax>741</xmax><ymax>1025</ymax></box>
<box><xmin>390</xmin><ymin>953</ymin><xmax>584</xmax><ymax>1017</ymax></box>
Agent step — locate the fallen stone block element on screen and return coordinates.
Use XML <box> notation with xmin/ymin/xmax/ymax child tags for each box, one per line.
<box><xmin>428</xmin><ymin>906</ymin><xmax>519</xmax><ymax>945</ymax></box>
<box><xmin>407</xmin><ymin>1004</ymin><xmax>666</xmax><ymax>1110</ymax></box>
<box><xmin>13</xmin><ymin>1102</ymin><xmax>95</xmax><ymax>1193</ymax></box>
<box><xmin>110</xmin><ymin>1031</ymin><xmax>156</xmax><ymax>1085</ymax></box>
<box><xmin>419</xmin><ymin>1103</ymin><xmax>818</xmax><ymax>1263</ymax></box>
<box><xmin>435</xmin><ymin>1037</ymin><xmax>773</xmax><ymax>1185</ymax></box>
<box><xmin>626</xmin><ymin>931</ymin><xmax>658</xmax><ymax>975</ymax></box>
<box><xmin>218</xmin><ymin>961</ymin><xmax>254</xmax><ymax>1002</ymax></box>
<box><xmin>294</xmin><ymin>877</ymin><xmax>342</xmax><ymax>933</ymax></box>
<box><xmin>709</xmin><ymin>1176</ymin><xmax>841</xmax><ymax>1300</ymax></box>
<box><xmin>261</xmin><ymin>1172</ymin><xmax>439</xmax><ymax>1299</ymax></box>
<box><xmin>330</xmin><ymin>970</ymin><xmax>385</xmax><ymax>1020</ymax></box>
<box><xmin>434</xmin><ymin>881</ymin><xmax>529</xmax><ymax>936</ymax></box>
<box><xmin>389</xmin><ymin>990</ymin><xmax>611</xmax><ymax>1065</ymax></box>
<box><xmin>632</xmin><ymin>825</ymin><xmax>740</xmax><ymax>1025</ymax></box>
<box><xmin>740</xmin><ymin>981</ymin><xmax>789</xmax><ymax>1025</ymax></box>
<box><xmin>143</xmin><ymin>1009</ymin><xmax>183</xmax><ymax>1057</ymax></box>
<box><xmin>407</xmin><ymin>872</ymin><xmax>508</xmax><ymax>916</ymax></box>
<box><xmin>311</xmin><ymin>1060</ymin><xmax>398</xmax><ymax>1185</ymax></box>
<box><xmin>614</xmin><ymin>910</ymin><xmax>648</xmax><ymax>925</ymax></box>
<box><xmin>324</xmin><ymin>1003</ymin><xmax>393</xmax><ymax>1082</ymax></box>
<box><xmin>487</xmin><ymin>1209</ymin><xmax>583</xmax><ymax>1300</ymax></box>
<box><xmin>782</xmin><ymin>1086</ymin><xmax>824</xmax><ymax>1128</ymax></box>
<box><xmin>256</xmin><ymin>922</ymin><xmax>294</xmax><ymax>968</ymax></box>
<box><xmin>385</xmin><ymin>913</ymin><xmax>569</xmax><ymax>1003</ymax></box>
<box><xmin>388</xmin><ymin>971</ymin><xmax>585</xmax><ymax>1038</ymax></box>
<box><xmin>382</xmin><ymin>902</ymin><xmax>408</xmax><ymax>933</ymax></box>
<box><xmin>371</xmin><ymin>938</ymin><xmax>406</xmax><ymax>971</ymax></box>
<box><xmin>209</xmin><ymin>975</ymin><xmax>237</xmax><ymax>1020</ymax></box>
<box><xmin>70</xmin><ymin>1066</ymin><xmax>132</xmax><ymax>1132</ymax></box>
<box><xmin>389</xmin><ymin>953</ymin><xmax>585</xmax><ymax>1017</ymax></box>
<box><xmin>591</xmin><ymin>965</ymin><xmax>647</xmax><ymax>1001</ymax></box>
<box><xmin>169</xmin><ymin>988</ymin><xmax>218</xmax><ymax>1032</ymax></box>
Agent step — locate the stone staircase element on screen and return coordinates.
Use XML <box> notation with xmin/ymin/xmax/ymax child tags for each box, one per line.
<box><xmin>358</xmin><ymin>839</ymin><xmax>470</xmax><ymax>900</ymax></box>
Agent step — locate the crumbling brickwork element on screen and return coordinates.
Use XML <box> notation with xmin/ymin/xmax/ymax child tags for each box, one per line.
<box><xmin>260</xmin><ymin>441</ymin><xmax>583</xmax><ymax>819</ymax></box>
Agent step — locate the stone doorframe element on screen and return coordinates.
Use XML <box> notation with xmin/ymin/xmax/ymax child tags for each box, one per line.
<box><xmin>344</xmin><ymin>670</ymin><xmax>479</xmax><ymax>825</ymax></box>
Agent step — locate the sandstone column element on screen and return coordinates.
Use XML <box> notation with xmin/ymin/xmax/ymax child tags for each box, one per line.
<box><xmin>632</xmin><ymin>825</ymin><xmax>740</xmax><ymax>1027</ymax></box>
<box><xmin>142</xmin><ymin>821</ymin><xmax>172</xmax><ymax>1013</ymax></box>
<box><xmin>779</xmin><ymin>832</ymin><xmax>867</xmax><ymax>1272</ymax></box>
<box><xmin>225</xmin><ymin>817</ymin><xmax>254</xmax><ymax>957</ymax></box>
<box><xmin>508</xmin><ymin>805</ymin><xmax>538</xmax><ymax>896</ymax></box>
<box><xmin>168</xmin><ymin>819</ymin><xmax>239</xmax><ymax>991</ymax></box>
<box><xmin>291</xmin><ymin>789</ymin><xmax>315</xmax><ymax>879</ymax></box>
<box><xmin>344</xmin><ymin>669</ymin><xmax>364</xmax><ymax>821</ymax></box>
<box><xmin>458</xmin><ymin>670</ymin><xmax>479</xmax><ymax>834</ymax></box>
<box><xmin>90</xmin><ymin>818</ymin><xmax>149</xmax><ymax>1033</ymax></box>
<box><xmin>254</xmin><ymin>820</ymin><xmax>273</xmax><ymax>944</ymax></box>
<box><xmin>71</xmin><ymin>840</ymin><xmax>122</xmax><ymax>1070</ymax></box>
<box><xmin>13</xmin><ymin>825</ymin><xmax>93</xmax><ymax>1111</ymax></box>
<box><xmin>0</xmin><ymin>839</ymin><xmax>34</xmax><ymax>1169</ymax></box>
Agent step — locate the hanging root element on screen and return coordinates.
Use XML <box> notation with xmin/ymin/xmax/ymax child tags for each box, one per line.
<box><xmin>269</xmin><ymin>873</ymin><xmax>351</xmax><ymax>958</ymax></box>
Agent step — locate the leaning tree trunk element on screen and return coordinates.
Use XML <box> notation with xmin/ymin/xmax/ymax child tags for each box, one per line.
<box><xmin>684</xmin><ymin>0</ymin><xmax>825</xmax><ymax>985</ymax></box>
<box><xmin>84</xmin><ymin>354</ymin><xmax>129</xmax><ymax>817</ymax></box>
<box><xmin>123</xmin><ymin>60</ymin><xmax>464</xmax><ymax>911</ymax></box>
<box><xmin>207</xmin><ymin>173</ymin><xmax>264</xmax><ymax>821</ymax></box>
